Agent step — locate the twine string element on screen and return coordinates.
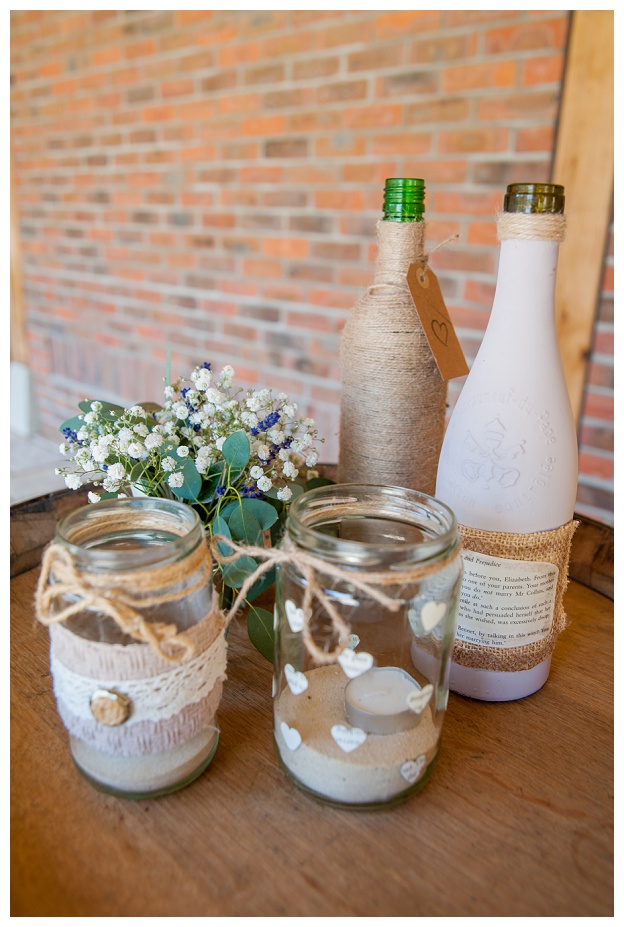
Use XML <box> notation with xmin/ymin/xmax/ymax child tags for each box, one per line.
<box><xmin>212</xmin><ymin>533</ymin><xmax>459</xmax><ymax>665</ymax></box>
<box><xmin>34</xmin><ymin>540</ymin><xmax>213</xmax><ymax>662</ymax></box>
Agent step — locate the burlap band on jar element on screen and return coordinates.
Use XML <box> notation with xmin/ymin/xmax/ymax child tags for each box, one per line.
<box><xmin>48</xmin><ymin>607</ymin><xmax>227</xmax><ymax>757</ymax></box>
<box><xmin>453</xmin><ymin>519</ymin><xmax>578</xmax><ymax>672</ymax></box>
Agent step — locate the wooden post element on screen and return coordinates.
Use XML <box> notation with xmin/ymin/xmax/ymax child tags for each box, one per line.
<box><xmin>552</xmin><ymin>10</ymin><xmax>614</xmax><ymax>425</ymax></box>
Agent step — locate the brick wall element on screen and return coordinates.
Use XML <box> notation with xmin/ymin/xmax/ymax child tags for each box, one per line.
<box><xmin>10</xmin><ymin>9</ymin><xmax>614</xmax><ymax>525</ymax></box>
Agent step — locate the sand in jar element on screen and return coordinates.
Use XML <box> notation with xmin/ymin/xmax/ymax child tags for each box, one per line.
<box><xmin>274</xmin><ymin>664</ymin><xmax>439</xmax><ymax>807</ymax></box>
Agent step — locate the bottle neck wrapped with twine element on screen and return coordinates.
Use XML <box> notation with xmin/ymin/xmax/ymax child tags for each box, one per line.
<box><xmin>338</xmin><ymin>218</ymin><xmax>447</xmax><ymax>494</ymax></box>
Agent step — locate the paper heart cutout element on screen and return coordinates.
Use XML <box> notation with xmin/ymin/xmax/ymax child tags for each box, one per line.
<box><xmin>331</xmin><ymin>724</ymin><xmax>367</xmax><ymax>753</ymax></box>
<box><xmin>280</xmin><ymin>721</ymin><xmax>302</xmax><ymax>751</ymax></box>
<box><xmin>406</xmin><ymin>683</ymin><xmax>434</xmax><ymax>714</ymax></box>
<box><xmin>431</xmin><ymin>319</ymin><xmax>449</xmax><ymax>346</ymax></box>
<box><xmin>285</xmin><ymin>663</ymin><xmax>308</xmax><ymax>696</ymax></box>
<box><xmin>347</xmin><ymin>634</ymin><xmax>360</xmax><ymax>650</ymax></box>
<box><xmin>338</xmin><ymin>648</ymin><xmax>374</xmax><ymax>679</ymax></box>
<box><xmin>400</xmin><ymin>755</ymin><xmax>427</xmax><ymax>785</ymax></box>
<box><xmin>421</xmin><ymin>600</ymin><xmax>447</xmax><ymax>633</ymax></box>
<box><xmin>285</xmin><ymin>599</ymin><xmax>305</xmax><ymax>633</ymax></box>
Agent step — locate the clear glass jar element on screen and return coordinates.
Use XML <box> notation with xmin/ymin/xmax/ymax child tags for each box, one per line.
<box><xmin>47</xmin><ymin>497</ymin><xmax>221</xmax><ymax>799</ymax></box>
<box><xmin>273</xmin><ymin>484</ymin><xmax>463</xmax><ymax>809</ymax></box>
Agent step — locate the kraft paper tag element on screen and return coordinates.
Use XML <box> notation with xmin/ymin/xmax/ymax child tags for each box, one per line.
<box><xmin>407</xmin><ymin>262</ymin><xmax>469</xmax><ymax>380</ymax></box>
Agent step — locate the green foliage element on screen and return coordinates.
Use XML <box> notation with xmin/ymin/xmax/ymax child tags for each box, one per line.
<box><xmin>247</xmin><ymin>605</ymin><xmax>275</xmax><ymax>664</ymax></box>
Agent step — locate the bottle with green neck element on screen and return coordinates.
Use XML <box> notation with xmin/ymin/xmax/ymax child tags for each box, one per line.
<box><xmin>338</xmin><ymin>178</ymin><xmax>446</xmax><ymax>494</ymax></box>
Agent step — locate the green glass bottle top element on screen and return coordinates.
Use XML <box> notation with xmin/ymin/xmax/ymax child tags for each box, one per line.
<box><xmin>504</xmin><ymin>182</ymin><xmax>565</xmax><ymax>215</ymax></box>
<box><xmin>382</xmin><ymin>177</ymin><xmax>425</xmax><ymax>221</ymax></box>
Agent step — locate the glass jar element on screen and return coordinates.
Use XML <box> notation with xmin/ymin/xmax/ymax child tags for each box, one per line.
<box><xmin>42</xmin><ymin>497</ymin><xmax>223</xmax><ymax>799</ymax></box>
<box><xmin>273</xmin><ymin>484</ymin><xmax>463</xmax><ymax>809</ymax></box>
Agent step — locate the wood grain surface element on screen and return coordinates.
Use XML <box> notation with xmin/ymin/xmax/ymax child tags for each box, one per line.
<box><xmin>11</xmin><ymin>563</ymin><xmax>613</xmax><ymax>917</ymax></box>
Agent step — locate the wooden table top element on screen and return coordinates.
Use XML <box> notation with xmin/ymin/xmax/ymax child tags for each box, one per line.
<box><xmin>11</xmin><ymin>491</ymin><xmax>614</xmax><ymax>917</ymax></box>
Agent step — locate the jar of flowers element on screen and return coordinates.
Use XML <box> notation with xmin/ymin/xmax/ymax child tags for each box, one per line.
<box><xmin>55</xmin><ymin>361</ymin><xmax>329</xmax><ymax>660</ymax></box>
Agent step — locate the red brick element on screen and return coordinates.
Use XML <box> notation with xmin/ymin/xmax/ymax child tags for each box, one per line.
<box><xmin>521</xmin><ymin>54</ymin><xmax>565</xmax><ymax>87</ymax></box>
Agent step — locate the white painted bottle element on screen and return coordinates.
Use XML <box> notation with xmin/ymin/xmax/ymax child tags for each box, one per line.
<box><xmin>435</xmin><ymin>183</ymin><xmax>578</xmax><ymax>701</ymax></box>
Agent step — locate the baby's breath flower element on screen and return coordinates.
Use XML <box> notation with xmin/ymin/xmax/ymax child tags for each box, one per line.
<box><xmin>277</xmin><ymin>486</ymin><xmax>292</xmax><ymax>502</ymax></box>
<box><xmin>164</xmin><ymin>385</ymin><xmax>175</xmax><ymax>399</ymax></box>
<box><xmin>250</xmin><ymin>465</ymin><xmax>264</xmax><ymax>479</ymax></box>
<box><xmin>102</xmin><ymin>477</ymin><xmax>121</xmax><ymax>492</ymax></box>
<box><xmin>65</xmin><ymin>473</ymin><xmax>82</xmax><ymax>490</ymax></box>
<box><xmin>305</xmin><ymin>451</ymin><xmax>319</xmax><ymax>467</ymax></box>
<box><xmin>162</xmin><ymin>456</ymin><xmax>177</xmax><ymax>472</ymax></box>
<box><xmin>83</xmin><ymin>411</ymin><xmax>97</xmax><ymax>425</ymax></box>
<box><xmin>168</xmin><ymin>472</ymin><xmax>185</xmax><ymax>488</ymax></box>
<box><xmin>173</xmin><ymin>402</ymin><xmax>189</xmax><ymax>420</ymax></box>
<box><xmin>90</xmin><ymin>401</ymin><xmax>102</xmax><ymax>412</ymax></box>
<box><xmin>144</xmin><ymin>432</ymin><xmax>163</xmax><ymax>450</ymax></box>
<box><xmin>87</xmin><ymin>491</ymin><xmax>101</xmax><ymax>503</ymax></box>
<box><xmin>127</xmin><ymin>442</ymin><xmax>145</xmax><ymax>459</ymax></box>
<box><xmin>257</xmin><ymin>475</ymin><xmax>272</xmax><ymax>492</ymax></box>
<box><xmin>133</xmin><ymin>424</ymin><xmax>148</xmax><ymax>437</ymax></box>
<box><xmin>108</xmin><ymin>462</ymin><xmax>125</xmax><ymax>481</ymax></box>
<box><xmin>176</xmin><ymin>445</ymin><xmax>190</xmax><ymax>458</ymax></box>
<box><xmin>282</xmin><ymin>461</ymin><xmax>298</xmax><ymax>479</ymax></box>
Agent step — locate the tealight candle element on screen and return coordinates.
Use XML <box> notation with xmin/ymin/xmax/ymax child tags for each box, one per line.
<box><xmin>344</xmin><ymin>666</ymin><xmax>425</xmax><ymax>735</ymax></box>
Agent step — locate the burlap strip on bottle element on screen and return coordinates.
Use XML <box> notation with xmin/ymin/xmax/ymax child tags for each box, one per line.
<box><xmin>453</xmin><ymin>519</ymin><xmax>578</xmax><ymax>672</ymax></box>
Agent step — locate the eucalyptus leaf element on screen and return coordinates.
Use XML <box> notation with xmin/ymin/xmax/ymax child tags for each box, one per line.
<box><xmin>228</xmin><ymin>507</ymin><xmax>262</xmax><ymax>546</ymax></box>
<box><xmin>59</xmin><ymin>415</ymin><xmax>85</xmax><ymax>435</ymax></box>
<box><xmin>246</xmin><ymin>565</ymin><xmax>276</xmax><ymax>604</ymax></box>
<box><xmin>247</xmin><ymin>605</ymin><xmax>275</xmax><ymax>664</ymax></box>
<box><xmin>78</xmin><ymin>400</ymin><xmax>124</xmax><ymax>417</ymax></box>
<box><xmin>218</xmin><ymin>498</ymin><xmax>278</xmax><ymax>530</ymax></box>
<box><xmin>197</xmin><ymin>473</ymin><xmax>221</xmax><ymax>503</ymax></box>
<box><xmin>222</xmin><ymin>431</ymin><xmax>250</xmax><ymax>470</ymax></box>
<box><xmin>169</xmin><ymin>458</ymin><xmax>202</xmax><ymax>501</ymax></box>
<box><xmin>305</xmin><ymin>477</ymin><xmax>335</xmax><ymax>490</ymax></box>
<box><xmin>212</xmin><ymin>515</ymin><xmax>233</xmax><ymax>557</ymax></box>
<box><xmin>221</xmin><ymin>555</ymin><xmax>257</xmax><ymax>589</ymax></box>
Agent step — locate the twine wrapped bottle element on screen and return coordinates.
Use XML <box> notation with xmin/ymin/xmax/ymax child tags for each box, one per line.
<box><xmin>338</xmin><ymin>178</ymin><xmax>447</xmax><ymax>494</ymax></box>
<box><xmin>435</xmin><ymin>183</ymin><xmax>579</xmax><ymax>701</ymax></box>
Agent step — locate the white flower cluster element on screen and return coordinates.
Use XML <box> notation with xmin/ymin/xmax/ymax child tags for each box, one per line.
<box><xmin>56</xmin><ymin>363</ymin><xmax>322</xmax><ymax>513</ymax></box>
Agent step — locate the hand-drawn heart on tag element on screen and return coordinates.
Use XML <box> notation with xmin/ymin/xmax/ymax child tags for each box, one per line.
<box><xmin>431</xmin><ymin>319</ymin><xmax>449</xmax><ymax>346</ymax></box>
<box><xmin>280</xmin><ymin>721</ymin><xmax>302</xmax><ymax>751</ymax></box>
<box><xmin>331</xmin><ymin>724</ymin><xmax>367</xmax><ymax>753</ymax></box>
<box><xmin>285</xmin><ymin>599</ymin><xmax>305</xmax><ymax>633</ymax></box>
<box><xmin>400</xmin><ymin>755</ymin><xmax>427</xmax><ymax>784</ymax></box>
<box><xmin>421</xmin><ymin>600</ymin><xmax>447</xmax><ymax>633</ymax></box>
<box><xmin>338</xmin><ymin>648</ymin><xmax>374</xmax><ymax>679</ymax></box>
<box><xmin>285</xmin><ymin>663</ymin><xmax>308</xmax><ymax>696</ymax></box>
<box><xmin>406</xmin><ymin>683</ymin><xmax>434</xmax><ymax>714</ymax></box>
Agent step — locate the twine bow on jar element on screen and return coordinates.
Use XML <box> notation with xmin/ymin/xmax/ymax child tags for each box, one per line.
<box><xmin>34</xmin><ymin>540</ymin><xmax>213</xmax><ymax>662</ymax></box>
<box><xmin>211</xmin><ymin>534</ymin><xmax>459</xmax><ymax>665</ymax></box>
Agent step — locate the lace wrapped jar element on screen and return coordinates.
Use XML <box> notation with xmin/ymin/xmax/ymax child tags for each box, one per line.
<box><xmin>273</xmin><ymin>484</ymin><xmax>463</xmax><ymax>809</ymax></box>
<box><xmin>35</xmin><ymin>497</ymin><xmax>226</xmax><ymax>799</ymax></box>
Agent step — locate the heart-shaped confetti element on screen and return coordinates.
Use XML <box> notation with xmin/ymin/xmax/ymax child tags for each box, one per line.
<box><xmin>406</xmin><ymin>683</ymin><xmax>434</xmax><ymax>714</ymax></box>
<box><xmin>338</xmin><ymin>648</ymin><xmax>374</xmax><ymax>679</ymax></box>
<box><xmin>285</xmin><ymin>599</ymin><xmax>305</xmax><ymax>633</ymax></box>
<box><xmin>421</xmin><ymin>600</ymin><xmax>447</xmax><ymax>633</ymax></box>
<box><xmin>331</xmin><ymin>724</ymin><xmax>367</xmax><ymax>753</ymax></box>
<box><xmin>400</xmin><ymin>755</ymin><xmax>427</xmax><ymax>784</ymax></box>
<box><xmin>280</xmin><ymin>721</ymin><xmax>302</xmax><ymax>751</ymax></box>
<box><xmin>284</xmin><ymin>663</ymin><xmax>308</xmax><ymax>696</ymax></box>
